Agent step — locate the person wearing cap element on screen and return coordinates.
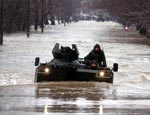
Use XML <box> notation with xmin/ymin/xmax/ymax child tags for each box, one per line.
<box><xmin>84</xmin><ymin>44</ymin><xmax>107</xmax><ymax>67</ymax></box>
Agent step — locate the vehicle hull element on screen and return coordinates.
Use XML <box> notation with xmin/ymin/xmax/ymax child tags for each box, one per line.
<box><xmin>34</xmin><ymin>43</ymin><xmax>117</xmax><ymax>84</ymax></box>
<box><xmin>35</xmin><ymin>67</ymin><xmax>113</xmax><ymax>83</ymax></box>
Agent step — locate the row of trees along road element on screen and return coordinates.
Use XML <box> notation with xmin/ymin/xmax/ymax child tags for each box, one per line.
<box><xmin>94</xmin><ymin>0</ymin><xmax>150</xmax><ymax>36</ymax></box>
<box><xmin>0</xmin><ymin>0</ymin><xmax>81</xmax><ymax>45</ymax></box>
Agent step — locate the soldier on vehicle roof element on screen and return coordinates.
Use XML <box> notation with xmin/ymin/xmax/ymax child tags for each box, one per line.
<box><xmin>84</xmin><ymin>44</ymin><xmax>107</xmax><ymax>67</ymax></box>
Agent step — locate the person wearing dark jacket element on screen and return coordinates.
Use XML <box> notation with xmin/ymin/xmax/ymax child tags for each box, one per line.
<box><xmin>84</xmin><ymin>44</ymin><xmax>107</xmax><ymax>67</ymax></box>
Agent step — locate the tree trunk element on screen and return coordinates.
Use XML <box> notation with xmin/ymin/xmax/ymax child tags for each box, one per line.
<box><xmin>41</xmin><ymin>0</ymin><xmax>44</xmax><ymax>33</ymax></box>
<box><xmin>51</xmin><ymin>16</ymin><xmax>55</xmax><ymax>25</ymax></box>
<box><xmin>34</xmin><ymin>0</ymin><xmax>39</xmax><ymax>31</ymax></box>
<box><xmin>27</xmin><ymin>0</ymin><xmax>30</xmax><ymax>37</ymax></box>
<box><xmin>0</xmin><ymin>0</ymin><xmax>3</xmax><ymax>45</ymax></box>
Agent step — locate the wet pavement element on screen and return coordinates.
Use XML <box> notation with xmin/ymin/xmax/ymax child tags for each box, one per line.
<box><xmin>0</xmin><ymin>21</ymin><xmax>150</xmax><ymax>114</ymax></box>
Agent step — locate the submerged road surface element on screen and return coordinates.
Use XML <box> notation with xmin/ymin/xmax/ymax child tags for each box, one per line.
<box><xmin>1</xmin><ymin>82</ymin><xmax>150</xmax><ymax>115</ymax></box>
<box><xmin>0</xmin><ymin>21</ymin><xmax>150</xmax><ymax>114</ymax></box>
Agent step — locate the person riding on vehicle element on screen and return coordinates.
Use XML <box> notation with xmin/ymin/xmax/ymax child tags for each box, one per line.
<box><xmin>84</xmin><ymin>44</ymin><xmax>107</xmax><ymax>68</ymax></box>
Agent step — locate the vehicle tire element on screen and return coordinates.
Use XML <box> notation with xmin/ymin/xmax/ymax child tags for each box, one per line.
<box><xmin>34</xmin><ymin>68</ymin><xmax>39</xmax><ymax>82</ymax></box>
<box><xmin>35</xmin><ymin>74</ymin><xmax>41</xmax><ymax>82</ymax></box>
<box><xmin>108</xmin><ymin>78</ymin><xmax>113</xmax><ymax>84</ymax></box>
<box><xmin>34</xmin><ymin>74</ymin><xmax>38</xmax><ymax>82</ymax></box>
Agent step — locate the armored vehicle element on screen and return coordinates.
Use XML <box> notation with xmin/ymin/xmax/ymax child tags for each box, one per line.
<box><xmin>34</xmin><ymin>43</ymin><xmax>118</xmax><ymax>83</ymax></box>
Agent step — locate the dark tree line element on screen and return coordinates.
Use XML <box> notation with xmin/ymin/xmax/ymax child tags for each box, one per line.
<box><xmin>0</xmin><ymin>0</ymin><xmax>81</xmax><ymax>33</ymax></box>
<box><xmin>95</xmin><ymin>0</ymin><xmax>150</xmax><ymax>33</ymax></box>
<box><xmin>99</xmin><ymin>1</ymin><xmax>149</xmax><ymax>23</ymax></box>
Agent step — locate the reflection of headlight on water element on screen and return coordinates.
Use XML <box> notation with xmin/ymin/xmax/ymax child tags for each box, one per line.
<box><xmin>44</xmin><ymin>68</ymin><xmax>50</xmax><ymax>73</ymax></box>
<box><xmin>99</xmin><ymin>72</ymin><xmax>105</xmax><ymax>77</ymax></box>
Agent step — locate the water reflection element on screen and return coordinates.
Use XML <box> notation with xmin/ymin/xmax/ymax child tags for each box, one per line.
<box><xmin>0</xmin><ymin>82</ymin><xmax>150</xmax><ymax>114</ymax></box>
<box><xmin>35</xmin><ymin>82</ymin><xmax>107</xmax><ymax>113</ymax></box>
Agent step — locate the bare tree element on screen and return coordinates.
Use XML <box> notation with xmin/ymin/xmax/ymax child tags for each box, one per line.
<box><xmin>0</xmin><ymin>0</ymin><xmax>3</xmax><ymax>45</ymax></box>
<box><xmin>1</xmin><ymin>0</ymin><xmax>81</xmax><ymax>34</ymax></box>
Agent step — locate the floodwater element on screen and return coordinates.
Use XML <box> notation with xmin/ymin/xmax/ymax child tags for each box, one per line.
<box><xmin>0</xmin><ymin>21</ymin><xmax>150</xmax><ymax>114</ymax></box>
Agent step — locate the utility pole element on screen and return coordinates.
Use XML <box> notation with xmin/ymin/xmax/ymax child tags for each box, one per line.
<box><xmin>0</xmin><ymin>0</ymin><xmax>3</xmax><ymax>45</ymax></box>
<box><xmin>27</xmin><ymin>0</ymin><xmax>30</xmax><ymax>37</ymax></box>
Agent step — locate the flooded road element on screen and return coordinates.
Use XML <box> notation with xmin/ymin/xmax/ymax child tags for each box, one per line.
<box><xmin>1</xmin><ymin>82</ymin><xmax>150</xmax><ymax>115</ymax></box>
<box><xmin>0</xmin><ymin>21</ymin><xmax>150</xmax><ymax>114</ymax></box>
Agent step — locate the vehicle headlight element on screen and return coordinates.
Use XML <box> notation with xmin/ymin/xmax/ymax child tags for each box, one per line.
<box><xmin>44</xmin><ymin>68</ymin><xmax>50</xmax><ymax>73</ymax></box>
<box><xmin>99</xmin><ymin>71</ymin><xmax>105</xmax><ymax>77</ymax></box>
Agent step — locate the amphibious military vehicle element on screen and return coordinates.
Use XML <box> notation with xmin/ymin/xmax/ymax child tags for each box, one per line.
<box><xmin>34</xmin><ymin>43</ymin><xmax>118</xmax><ymax>83</ymax></box>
